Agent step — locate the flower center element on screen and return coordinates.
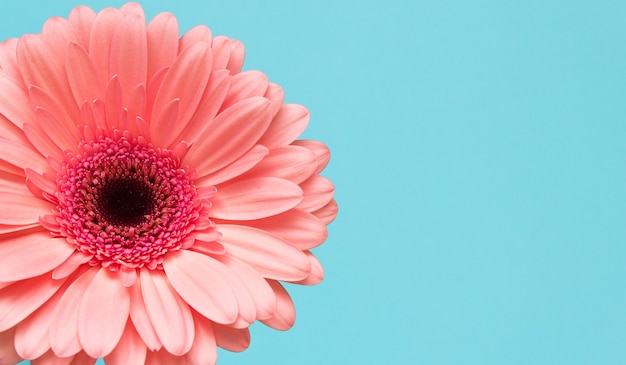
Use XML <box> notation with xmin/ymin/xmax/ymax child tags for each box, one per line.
<box><xmin>54</xmin><ymin>134</ymin><xmax>205</xmax><ymax>271</ymax></box>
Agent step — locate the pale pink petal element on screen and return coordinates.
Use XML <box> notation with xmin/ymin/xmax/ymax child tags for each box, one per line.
<box><xmin>0</xmin><ymin>229</ymin><xmax>74</xmax><ymax>282</ymax></box>
<box><xmin>261</xmin><ymin>280</ymin><xmax>296</xmax><ymax>330</ymax></box>
<box><xmin>14</xmin><ymin>283</ymin><xmax>66</xmax><ymax>359</ymax></box>
<box><xmin>66</xmin><ymin>42</ymin><xmax>103</xmax><ymax>106</ymax></box>
<box><xmin>88</xmin><ymin>7</ymin><xmax>124</xmax><ymax>86</ymax></box>
<box><xmin>211</xmin><ymin>177</ymin><xmax>303</xmax><ymax>220</ymax></box>
<box><xmin>210</xmin><ymin>36</ymin><xmax>230</xmax><ymax>71</ymax></box>
<box><xmin>0</xmin><ymin>273</ymin><xmax>66</xmax><ymax>332</ymax></box>
<box><xmin>179</xmin><ymin>25</ymin><xmax>211</xmax><ymax>53</ymax></box>
<box><xmin>184</xmin><ymin>96</ymin><xmax>272</xmax><ymax>177</ymax></box>
<box><xmin>110</xmin><ymin>13</ymin><xmax>148</xmax><ymax>103</ymax></box>
<box><xmin>147</xmin><ymin>12</ymin><xmax>179</xmax><ymax>81</ymax></box>
<box><xmin>195</xmin><ymin>144</ymin><xmax>268</xmax><ymax>187</ymax></box>
<box><xmin>50</xmin><ymin>267</ymin><xmax>99</xmax><ymax>357</ymax></box>
<box><xmin>293</xmin><ymin>251</ymin><xmax>324</xmax><ymax>286</ymax></box>
<box><xmin>52</xmin><ymin>251</ymin><xmax>93</xmax><ymax>280</ymax></box>
<box><xmin>0</xmin><ymin>138</ymin><xmax>47</xmax><ymax>172</ymax></box>
<box><xmin>264</xmin><ymin>82</ymin><xmax>285</xmax><ymax>117</ymax></box>
<box><xmin>0</xmin><ymin>39</ymin><xmax>21</xmax><ymax>86</ymax></box>
<box><xmin>67</xmin><ymin>6</ymin><xmax>96</xmax><ymax>49</ymax></box>
<box><xmin>35</xmin><ymin>107</ymin><xmax>79</xmax><ymax>152</ymax></box>
<box><xmin>42</xmin><ymin>16</ymin><xmax>81</xmax><ymax>64</ymax></box>
<box><xmin>176</xmin><ymin>69</ymin><xmax>230</xmax><ymax>145</ymax></box>
<box><xmin>0</xmin><ymin>160</ymin><xmax>24</xmax><ymax>177</ymax></box>
<box><xmin>28</xmin><ymin>86</ymin><xmax>80</xmax><ymax>144</ymax></box>
<box><xmin>0</xmin><ymin>71</ymin><xmax>35</xmax><ymax>128</ymax></box>
<box><xmin>217</xmin><ymin>224</ymin><xmax>310</xmax><ymax>281</ymax></box>
<box><xmin>150</xmin><ymin>43</ymin><xmax>212</xmax><ymax>147</ymax></box>
<box><xmin>0</xmin><ymin>171</ymin><xmax>29</xmax><ymax>195</ymax></box>
<box><xmin>185</xmin><ymin>312</ymin><xmax>217</xmax><ymax>365</ymax></box>
<box><xmin>258</xmin><ymin>104</ymin><xmax>310</xmax><ymax>149</ymax></box>
<box><xmin>225</xmin><ymin>39</ymin><xmax>245</xmax><ymax>74</ymax></box>
<box><xmin>241</xmin><ymin>209</ymin><xmax>328</xmax><ymax>250</ymax></box>
<box><xmin>26</xmin><ymin>169</ymin><xmax>57</xmax><ymax>198</ymax></box>
<box><xmin>140</xmin><ymin>269</ymin><xmax>194</xmax><ymax>356</ymax></box>
<box><xmin>127</xmin><ymin>83</ymin><xmax>146</xmax><ymax>122</ymax></box>
<box><xmin>0</xmin><ymin>223</ymin><xmax>39</xmax><ymax>234</ymax></box>
<box><xmin>0</xmin><ymin>192</ymin><xmax>54</xmax><ymax>225</ymax></box>
<box><xmin>293</xmin><ymin>139</ymin><xmax>331</xmax><ymax>174</ymax></box>
<box><xmin>23</xmin><ymin>123</ymin><xmax>63</xmax><ymax>161</ymax></box>
<box><xmin>129</xmin><ymin>279</ymin><xmax>162</xmax><ymax>351</ymax></box>
<box><xmin>242</xmin><ymin>145</ymin><xmax>317</xmax><ymax>184</ymax></box>
<box><xmin>220</xmin><ymin>70</ymin><xmax>268</xmax><ymax>112</ymax></box>
<box><xmin>104</xmin><ymin>322</ymin><xmax>147</xmax><ymax>365</ymax></box>
<box><xmin>190</xmin><ymin>239</ymin><xmax>225</xmax><ymax>255</ymax></box>
<box><xmin>0</xmin><ymin>328</ymin><xmax>21</xmax><ymax>365</ymax></box>
<box><xmin>215</xmin><ymin>255</ymin><xmax>276</xmax><ymax>320</ymax></box>
<box><xmin>120</xmin><ymin>266</ymin><xmax>138</xmax><ymax>287</ymax></box>
<box><xmin>297</xmin><ymin>175</ymin><xmax>335</xmax><ymax>212</ymax></box>
<box><xmin>163</xmin><ymin>250</ymin><xmax>239</xmax><ymax>325</ymax></box>
<box><xmin>78</xmin><ymin>268</ymin><xmax>130</xmax><ymax>358</ymax></box>
<box><xmin>17</xmin><ymin>34</ymin><xmax>77</xmax><ymax>120</ymax></box>
<box><xmin>312</xmin><ymin>199</ymin><xmax>338</xmax><ymax>225</ymax></box>
<box><xmin>0</xmin><ymin>114</ymin><xmax>30</xmax><ymax>148</ymax></box>
<box><xmin>212</xmin><ymin>324</ymin><xmax>250</xmax><ymax>352</ymax></box>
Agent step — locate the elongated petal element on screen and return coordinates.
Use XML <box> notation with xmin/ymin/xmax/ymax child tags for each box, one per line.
<box><xmin>293</xmin><ymin>251</ymin><xmax>324</xmax><ymax>286</ymax></box>
<box><xmin>0</xmin><ymin>192</ymin><xmax>53</xmax><ymax>225</ymax></box>
<box><xmin>211</xmin><ymin>177</ymin><xmax>303</xmax><ymax>220</ymax></box>
<box><xmin>0</xmin><ymin>328</ymin><xmax>21</xmax><ymax>365</ymax></box>
<box><xmin>242</xmin><ymin>209</ymin><xmax>328</xmax><ymax>250</ymax></box>
<box><xmin>293</xmin><ymin>139</ymin><xmax>331</xmax><ymax>174</ymax></box>
<box><xmin>242</xmin><ymin>145</ymin><xmax>317</xmax><ymax>184</ymax></box>
<box><xmin>129</xmin><ymin>279</ymin><xmax>161</xmax><ymax>351</ymax></box>
<box><xmin>163</xmin><ymin>250</ymin><xmax>239</xmax><ymax>325</ymax></box>
<box><xmin>220</xmin><ymin>70</ymin><xmax>268</xmax><ymax>111</ymax></box>
<box><xmin>68</xmin><ymin>6</ymin><xmax>96</xmax><ymax>49</ymax></box>
<box><xmin>261</xmin><ymin>280</ymin><xmax>296</xmax><ymax>330</ymax></box>
<box><xmin>212</xmin><ymin>324</ymin><xmax>250</xmax><ymax>352</ymax></box>
<box><xmin>0</xmin><ymin>229</ymin><xmax>74</xmax><ymax>282</ymax></box>
<box><xmin>66</xmin><ymin>42</ymin><xmax>103</xmax><ymax>106</ymax></box>
<box><xmin>104</xmin><ymin>322</ymin><xmax>147</xmax><ymax>365</ymax></box>
<box><xmin>110</xmin><ymin>13</ymin><xmax>148</xmax><ymax>103</ymax></box>
<box><xmin>258</xmin><ymin>104</ymin><xmax>309</xmax><ymax>148</ymax></box>
<box><xmin>50</xmin><ymin>267</ymin><xmax>98</xmax><ymax>357</ymax></box>
<box><xmin>140</xmin><ymin>269</ymin><xmax>194</xmax><ymax>356</ymax></box>
<box><xmin>195</xmin><ymin>144</ymin><xmax>268</xmax><ymax>187</ymax></box>
<box><xmin>147</xmin><ymin>12</ymin><xmax>179</xmax><ymax>81</ymax></box>
<box><xmin>0</xmin><ymin>273</ymin><xmax>66</xmax><ymax>332</ymax></box>
<box><xmin>217</xmin><ymin>224</ymin><xmax>310</xmax><ymax>281</ymax></box>
<box><xmin>0</xmin><ymin>71</ymin><xmax>35</xmax><ymax>128</ymax></box>
<box><xmin>88</xmin><ymin>8</ymin><xmax>123</xmax><ymax>85</ymax></box>
<box><xmin>297</xmin><ymin>175</ymin><xmax>335</xmax><ymax>212</ymax></box>
<box><xmin>185</xmin><ymin>313</ymin><xmax>216</xmax><ymax>365</ymax></box>
<box><xmin>179</xmin><ymin>25</ymin><xmax>211</xmax><ymax>53</ymax></box>
<box><xmin>150</xmin><ymin>43</ymin><xmax>212</xmax><ymax>147</ymax></box>
<box><xmin>184</xmin><ymin>96</ymin><xmax>272</xmax><ymax>177</ymax></box>
<box><xmin>312</xmin><ymin>199</ymin><xmax>338</xmax><ymax>225</ymax></box>
<box><xmin>78</xmin><ymin>267</ymin><xmax>130</xmax><ymax>358</ymax></box>
<box><xmin>0</xmin><ymin>138</ymin><xmax>47</xmax><ymax>172</ymax></box>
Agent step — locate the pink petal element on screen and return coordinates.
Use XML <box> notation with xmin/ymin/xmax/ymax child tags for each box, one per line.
<box><xmin>50</xmin><ymin>267</ymin><xmax>99</xmax><ymax>357</ymax></box>
<box><xmin>176</xmin><ymin>69</ymin><xmax>230</xmax><ymax>146</ymax></box>
<box><xmin>215</xmin><ymin>254</ymin><xmax>277</xmax><ymax>320</ymax></box>
<box><xmin>163</xmin><ymin>250</ymin><xmax>239</xmax><ymax>325</ymax></box>
<box><xmin>217</xmin><ymin>224</ymin><xmax>311</xmax><ymax>281</ymax></box>
<box><xmin>14</xmin><ymin>284</ymin><xmax>65</xmax><ymax>359</ymax></box>
<box><xmin>189</xmin><ymin>239</ymin><xmax>225</xmax><ymax>256</ymax></box>
<box><xmin>147</xmin><ymin>12</ymin><xmax>179</xmax><ymax>81</ymax></box>
<box><xmin>52</xmin><ymin>251</ymin><xmax>93</xmax><ymax>280</ymax></box>
<box><xmin>184</xmin><ymin>96</ymin><xmax>272</xmax><ymax>177</ymax></box>
<box><xmin>104</xmin><ymin>322</ymin><xmax>147</xmax><ymax>365</ymax></box>
<box><xmin>0</xmin><ymin>273</ymin><xmax>66</xmax><ymax>332</ymax></box>
<box><xmin>31</xmin><ymin>350</ymin><xmax>75</xmax><ymax>365</ymax></box>
<box><xmin>0</xmin><ymin>223</ymin><xmax>39</xmax><ymax>234</ymax></box>
<box><xmin>0</xmin><ymin>138</ymin><xmax>47</xmax><ymax>172</ymax></box>
<box><xmin>66</xmin><ymin>42</ymin><xmax>103</xmax><ymax>106</ymax></box>
<box><xmin>220</xmin><ymin>70</ymin><xmax>268</xmax><ymax>112</ymax></box>
<box><xmin>110</xmin><ymin>13</ymin><xmax>148</xmax><ymax>104</ymax></box>
<box><xmin>140</xmin><ymin>269</ymin><xmax>194</xmax><ymax>356</ymax></box>
<box><xmin>0</xmin><ymin>192</ymin><xmax>53</xmax><ymax>225</ymax></box>
<box><xmin>68</xmin><ymin>6</ymin><xmax>97</xmax><ymax>49</ymax></box>
<box><xmin>150</xmin><ymin>43</ymin><xmax>212</xmax><ymax>148</ymax></box>
<box><xmin>185</xmin><ymin>312</ymin><xmax>217</xmax><ymax>365</ymax></box>
<box><xmin>0</xmin><ymin>328</ymin><xmax>21</xmax><ymax>365</ymax></box>
<box><xmin>0</xmin><ymin>71</ymin><xmax>35</xmax><ymax>129</ymax></box>
<box><xmin>129</xmin><ymin>279</ymin><xmax>162</xmax><ymax>351</ymax></box>
<box><xmin>179</xmin><ymin>25</ymin><xmax>211</xmax><ymax>53</ymax></box>
<box><xmin>312</xmin><ymin>199</ymin><xmax>339</xmax><ymax>225</ymax></box>
<box><xmin>242</xmin><ymin>145</ymin><xmax>317</xmax><ymax>184</ymax></box>
<box><xmin>23</xmin><ymin>122</ymin><xmax>63</xmax><ymax>161</ymax></box>
<box><xmin>78</xmin><ymin>268</ymin><xmax>130</xmax><ymax>358</ymax></box>
<box><xmin>88</xmin><ymin>7</ymin><xmax>123</xmax><ymax>85</ymax></box>
<box><xmin>0</xmin><ymin>113</ymin><xmax>31</xmax><ymax>149</ymax></box>
<box><xmin>17</xmin><ymin>34</ymin><xmax>77</xmax><ymax>121</ymax></box>
<box><xmin>297</xmin><ymin>175</ymin><xmax>335</xmax><ymax>212</ymax></box>
<box><xmin>41</xmin><ymin>17</ymin><xmax>81</xmax><ymax>70</ymax></box>
<box><xmin>212</xmin><ymin>324</ymin><xmax>250</xmax><ymax>352</ymax></box>
<box><xmin>211</xmin><ymin>177</ymin><xmax>303</xmax><ymax>220</ymax></box>
<box><xmin>195</xmin><ymin>144</ymin><xmax>268</xmax><ymax>187</ymax></box>
<box><xmin>242</xmin><ymin>209</ymin><xmax>328</xmax><ymax>250</ymax></box>
<box><xmin>28</xmin><ymin>86</ymin><xmax>80</xmax><ymax>145</ymax></box>
<box><xmin>26</xmin><ymin>169</ymin><xmax>57</xmax><ymax>198</ymax></box>
<box><xmin>0</xmin><ymin>39</ymin><xmax>21</xmax><ymax>86</ymax></box>
<box><xmin>261</xmin><ymin>280</ymin><xmax>296</xmax><ymax>330</ymax></box>
<box><xmin>293</xmin><ymin>251</ymin><xmax>324</xmax><ymax>286</ymax></box>
<box><xmin>0</xmin><ymin>171</ymin><xmax>28</xmax><ymax>195</ymax></box>
<box><xmin>293</xmin><ymin>139</ymin><xmax>331</xmax><ymax>174</ymax></box>
<box><xmin>210</xmin><ymin>36</ymin><xmax>231</xmax><ymax>71</ymax></box>
<box><xmin>0</xmin><ymin>229</ymin><xmax>74</xmax><ymax>282</ymax></box>
<box><xmin>225</xmin><ymin>39</ymin><xmax>245</xmax><ymax>75</ymax></box>
<box><xmin>264</xmin><ymin>82</ymin><xmax>285</xmax><ymax>118</ymax></box>
<box><xmin>258</xmin><ymin>104</ymin><xmax>309</xmax><ymax>149</ymax></box>
<box><xmin>35</xmin><ymin>107</ymin><xmax>79</xmax><ymax>152</ymax></box>
<box><xmin>145</xmin><ymin>349</ymin><xmax>184</xmax><ymax>365</ymax></box>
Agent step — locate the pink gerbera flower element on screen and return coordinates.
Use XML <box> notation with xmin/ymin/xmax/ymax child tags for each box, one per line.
<box><xmin>0</xmin><ymin>3</ymin><xmax>336</xmax><ymax>364</ymax></box>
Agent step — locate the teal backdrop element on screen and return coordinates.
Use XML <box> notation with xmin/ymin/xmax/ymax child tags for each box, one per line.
<box><xmin>1</xmin><ymin>0</ymin><xmax>624</xmax><ymax>364</ymax></box>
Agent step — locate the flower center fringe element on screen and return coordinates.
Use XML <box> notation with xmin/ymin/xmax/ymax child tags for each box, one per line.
<box><xmin>54</xmin><ymin>134</ymin><xmax>204</xmax><ymax>271</ymax></box>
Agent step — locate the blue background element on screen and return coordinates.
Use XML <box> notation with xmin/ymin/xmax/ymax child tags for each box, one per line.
<box><xmin>2</xmin><ymin>0</ymin><xmax>625</xmax><ymax>364</ymax></box>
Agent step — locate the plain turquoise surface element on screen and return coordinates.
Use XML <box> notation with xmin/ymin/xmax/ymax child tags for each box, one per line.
<box><xmin>3</xmin><ymin>0</ymin><xmax>625</xmax><ymax>364</ymax></box>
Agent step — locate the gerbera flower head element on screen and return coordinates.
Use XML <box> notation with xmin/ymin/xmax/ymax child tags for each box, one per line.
<box><xmin>0</xmin><ymin>3</ymin><xmax>336</xmax><ymax>364</ymax></box>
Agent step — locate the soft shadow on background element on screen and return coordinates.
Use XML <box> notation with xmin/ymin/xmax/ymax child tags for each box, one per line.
<box><xmin>2</xmin><ymin>0</ymin><xmax>625</xmax><ymax>364</ymax></box>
